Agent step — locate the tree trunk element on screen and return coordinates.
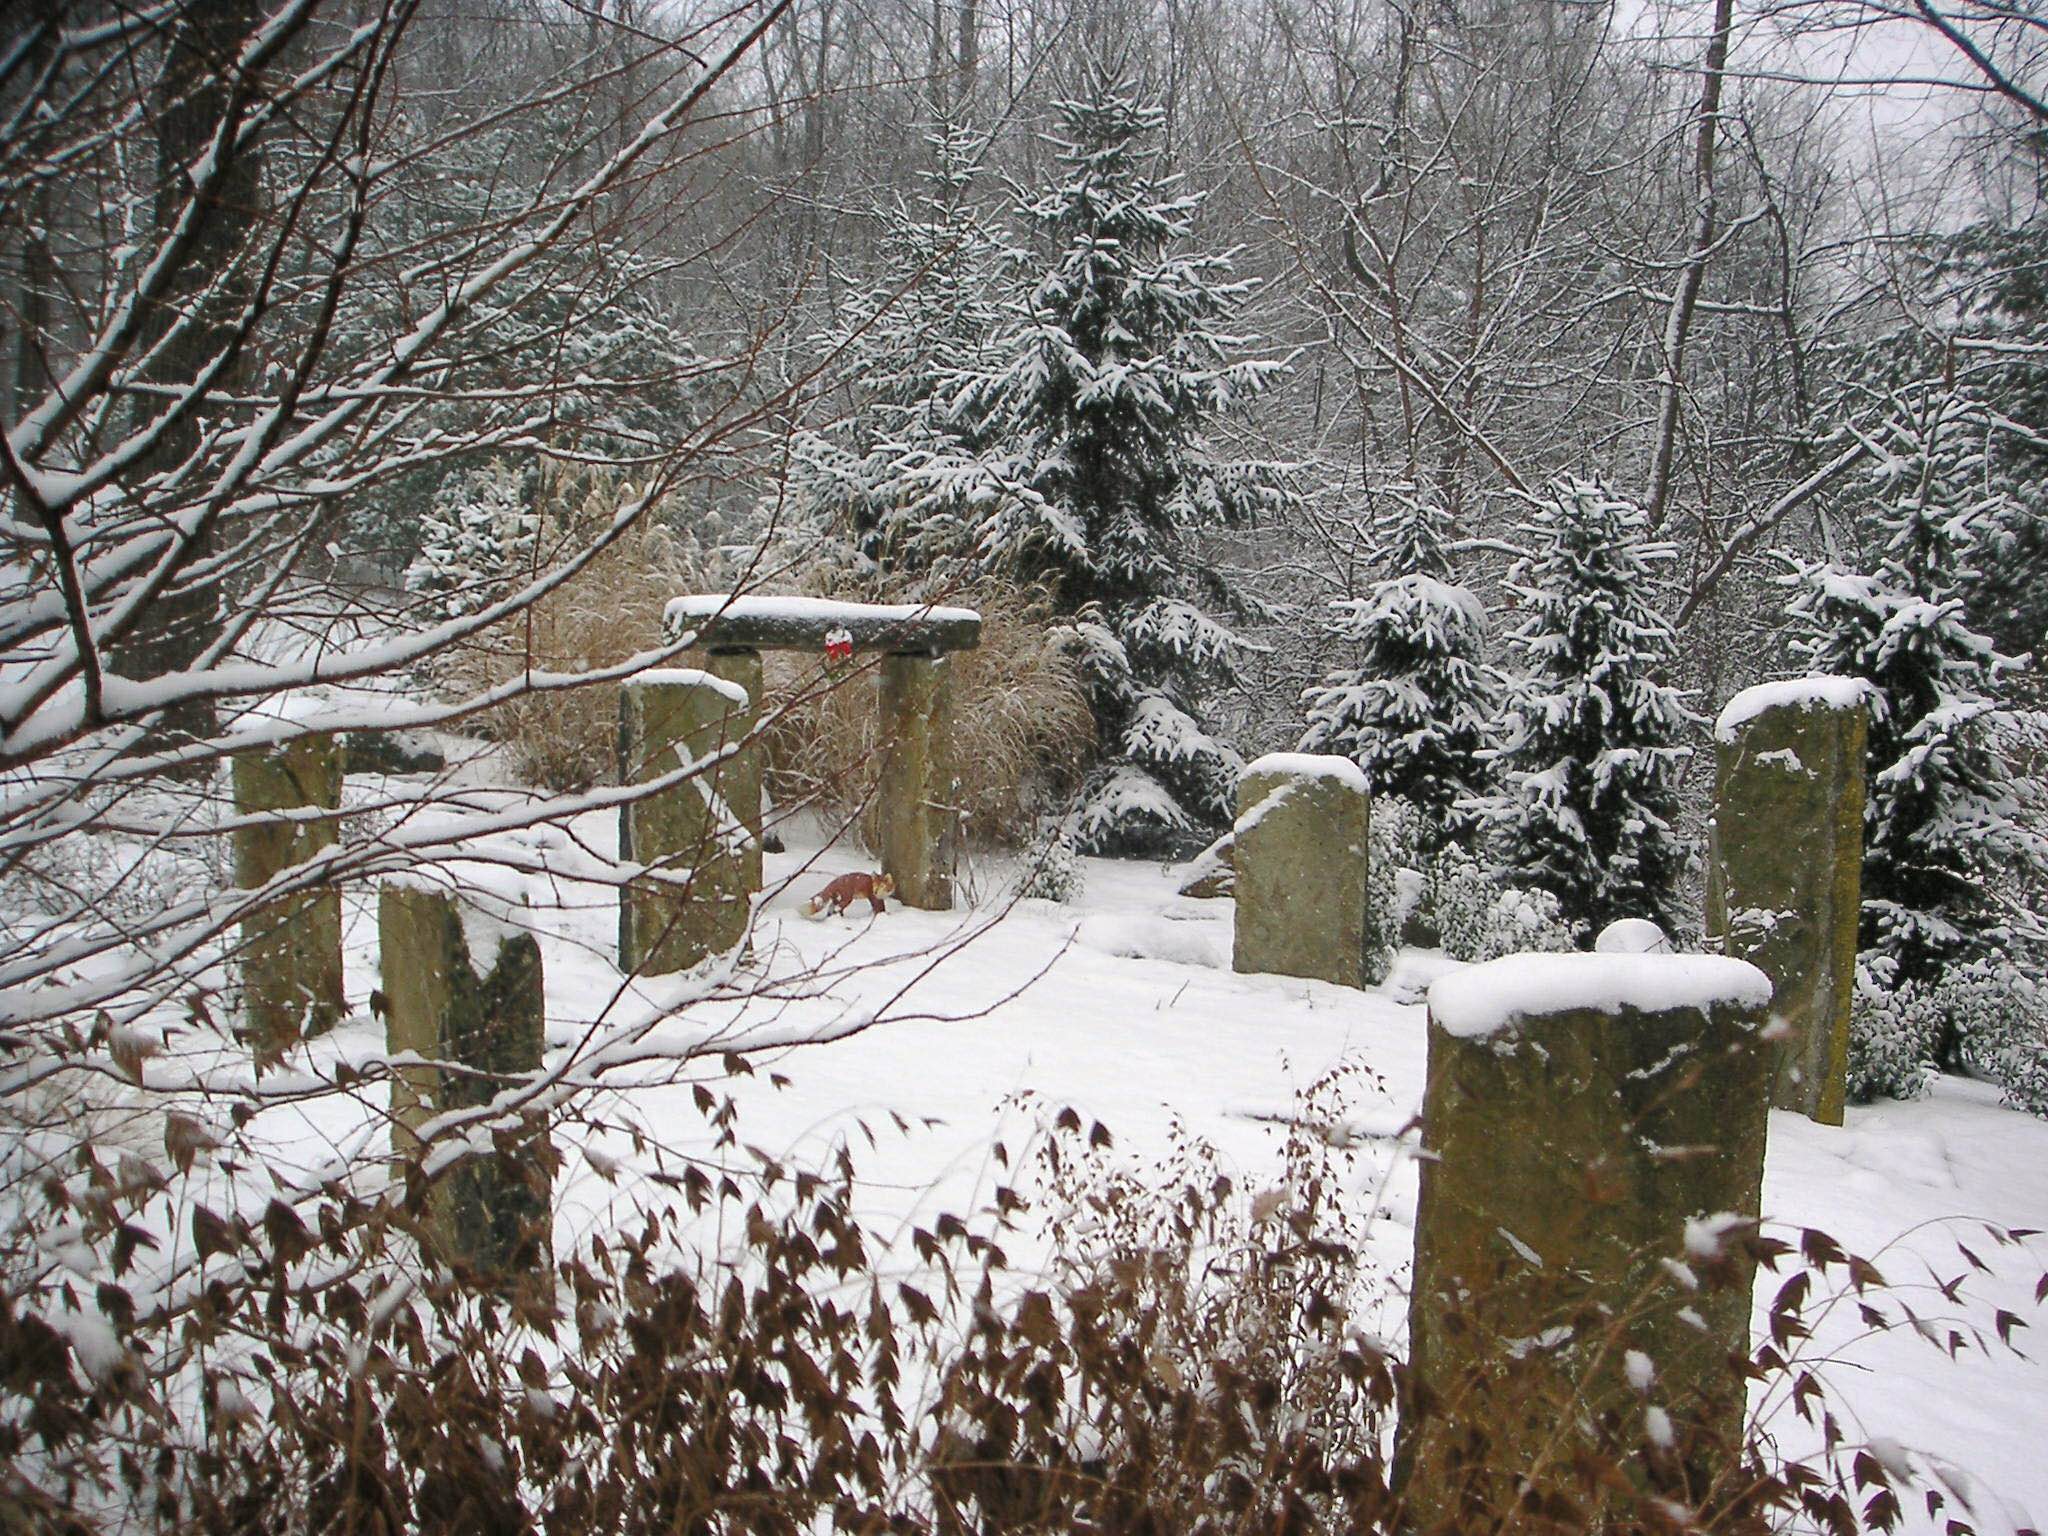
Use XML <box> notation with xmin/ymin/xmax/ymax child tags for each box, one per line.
<box><xmin>114</xmin><ymin>0</ymin><xmax>271</xmax><ymax>759</ymax></box>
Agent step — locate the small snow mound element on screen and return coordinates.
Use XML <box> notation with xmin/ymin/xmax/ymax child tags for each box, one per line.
<box><xmin>1071</xmin><ymin>914</ymin><xmax>1224</xmax><ymax>969</ymax></box>
<box><xmin>1714</xmin><ymin>675</ymin><xmax>1875</xmax><ymax>742</ymax></box>
<box><xmin>1595</xmin><ymin>918</ymin><xmax>1672</xmax><ymax>955</ymax></box>
<box><xmin>1239</xmin><ymin>752</ymin><xmax>1370</xmax><ymax>795</ymax></box>
<box><xmin>1428</xmin><ymin>953</ymin><xmax>1772</xmax><ymax>1039</ymax></box>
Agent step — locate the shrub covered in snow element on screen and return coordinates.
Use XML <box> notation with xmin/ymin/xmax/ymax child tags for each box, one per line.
<box><xmin>1846</xmin><ymin>957</ymin><xmax>1943</xmax><ymax>1104</ymax></box>
<box><xmin>1427</xmin><ymin>845</ymin><xmax>1580</xmax><ymax>963</ymax></box>
<box><xmin>403</xmin><ymin>459</ymin><xmax>539</xmax><ymax>622</ymax></box>
<box><xmin>1020</xmin><ymin>830</ymin><xmax>1085</xmax><ymax>903</ymax></box>
<box><xmin>1847</xmin><ymin>953</ymin><xmax>2048</xmax><ymax>1115</ymax></box>
<box><xmin>1939</xmin><ymin>959</ymin><xmax>2048</xmax><ymax>1116</ymax></box>
<box><xmin>1301</xmin><ymin>495</ymin><xmax>1496</xmax><ymax>846</ymax></box>
<box><xmin>1786</xmin><ymin>389</ymin><xmax>2044</xmax><ymax>991</ymax></box>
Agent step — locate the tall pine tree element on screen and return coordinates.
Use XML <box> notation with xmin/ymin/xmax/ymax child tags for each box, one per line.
<box><xmin>1300</xmin><ymin>488</ymin><xmax>1495</xmax><ymax>847</ymax></box>
<box><xmin>958</xmin><ymin>70</ymin><xmax>1296</xmax><ymax>851</ymax></box>
<box><xmin>1788</xmin><ymin>388</ymin><xmax>2044</xmax><ymax>986</ymax></box>
<box><xmin>782</xmin><ymin>123</ymin><xmax>1020</xmax><ymax>576</ymax></box>
<box><xmin>1483</xmin><ymin>478</ymin><xmax>1691</xmax><ymax>932</ymax></box>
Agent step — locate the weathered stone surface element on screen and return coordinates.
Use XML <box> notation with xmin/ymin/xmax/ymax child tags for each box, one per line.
<box><xmin>876</xmin><ymin>654</ymin><xmax>959</xmax><ymax>910</ymax></box>
<box><xmin>1398</xmin><ymin>954</ymin><xmax>1775</xmax><ymax>1528</ymax></box>
<box><xmin>683</xmin><ymin>648</ymin><xmax>765</xmax><ymax>892</ymax></box>
<box><xmin>231</xmin><ymin>734</ymin><xmax>343</xmax><ymax>1058</ymax></box>
<box><xmin>664</xmin><ymin>595</ymin><xmax>982</xmax><ymax>656</ymax></box>
<box><xmin>1707</xmin><ymin>688</ymin><xmax>1868</xmax><ymax>1126</ymax></box>
<box><xmin>1177</xmin><ymin>831</ymin><xmax>1235</xmax><ymax>899</ymax></box>
<box><xmin>379</xmin><ymin>882</ymin><xmax>551</xmax><ymax>1274</ymax></box>
<box><xmin>618</xmin><ymin>672</ymin><xmax>756</xmax><ymax>973</ymax></box>
<box><xmin>1230</xmin><ymin>756</ymin><xmax>1370</xmax><ymax>988</ymax></box>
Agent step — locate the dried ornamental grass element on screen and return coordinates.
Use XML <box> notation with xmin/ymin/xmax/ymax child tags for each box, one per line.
<box><xmin>428</xmin><ymin>468</ymin><xmax>705</xmax><ymax>791</ymax></box>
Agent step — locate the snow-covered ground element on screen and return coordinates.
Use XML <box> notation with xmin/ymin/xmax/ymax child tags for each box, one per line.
<box><xmin>219</xmin><ymin>791</ymin><xmax>2045</xmax><ymax>1535</ymax></box>
<box><xmin>27</xmin><ymin>760</ymin><xmax>2046</xmax><ymax>1532</ymax></box>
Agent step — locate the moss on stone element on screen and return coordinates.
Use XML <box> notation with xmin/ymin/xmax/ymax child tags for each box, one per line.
<box><xmin>231</xmin><ymin>735</ymin><xmax>343</xmax><ymax>1059</ymax></box>
<box><xmin>1231</xmin><ymin>763</ymin><xmax>1371</xmax><ymax>988</ymax></box>
<box><xmin>1707</xmin><ymin>699</ymin><xmax>1866</xmax><ymax>1125</ymax></box>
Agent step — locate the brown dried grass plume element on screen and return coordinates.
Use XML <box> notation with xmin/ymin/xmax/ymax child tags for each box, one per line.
<box><xmin>430</xmin><ymin>465</ymin><xmax>704</xmax><ymax>791</ymax></box>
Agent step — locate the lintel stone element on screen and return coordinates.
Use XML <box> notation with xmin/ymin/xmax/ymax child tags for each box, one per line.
<box><xmin>663</xmin><ymin>594</ymin><xmax>982</xmax><ymax>656</ymax></box>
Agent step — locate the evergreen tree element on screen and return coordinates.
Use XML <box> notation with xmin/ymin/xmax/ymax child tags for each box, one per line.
<box><xmin>783</xmin><ymin>123</ymin><xmax>1021</xmax><ymax>575</ymax></box>
<box><xmin>1787</xmin><ymin>388</ymin><xmax>2044</xmax><ymax>989</ymax></box>
<box><xmin>1483</xmin><ymin>478</ymin><xmax>1691</xmax><ymax>932</ymax></box>
<box><xmin>1299</xmin><ymin>488</ymin><xmax>1495</xmax><ymax>846</ymax></box>
<box><xmin>404</xmin><ymin>460</ymin><xmax>538</xmax><ymax>621</ymax></box>
<box><xmin>957</xmin><ymin>71</ymin><xmax>1296</xmax><ymax>851</ymax></box>
<box><xmin>1823</xmin><ymin>224</ymin><xmax>2048</xmax><ymax>658</ymax></box>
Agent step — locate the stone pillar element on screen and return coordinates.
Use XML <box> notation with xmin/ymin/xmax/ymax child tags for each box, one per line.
<box><xmin>378</xmin><ymin>881</ymin><xmax>550</xmax><ymax>1274</ymax></box>
<box><xmin>231</xmin><ymin>734</ymin><xmax>344</xmax><ymax>1058</ymax></box>
<box><xmin>876</xmin><ymin>653</ymin><xmax>958</xmax><ymax>911</ymax></box>
<box><xmin>1230</xmin><ymin>753</ymin><xmax>1371</xmax><ymax>988</ymax></box>
<box><xmin>1398</xmin><ymin>953</ymin><xmax>1775</xmax><ymax>1529</ymax></box>
<box><xmin>1706</xmin><ymin>680</ymin><xmax>1870</xmax><ymax>1126</ymax></box>
<box><xmin>685</xmin><ymin>647</ymin><xmax>765</xmax><ymax>893</ymax></box>
<box><xmin>618</xmin><ymin>670</ymin><xmax>756</xmax><ymax>973</ymax></box>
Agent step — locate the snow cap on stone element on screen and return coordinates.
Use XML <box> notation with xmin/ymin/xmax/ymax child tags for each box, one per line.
<box><xmin>1240</xmin><ymin>752</ymin><xmax>1370</xmax><ymax>795</ymax></box>
<box><xmin>1713</xmin><ymin>676</ymin><xmax>1875</xmax><ymax>744</ymax></box>
<box><xmin>1428</xmin><ymin>952</ymin><xmax>1772</xmax><ymax>1040</ymax></box>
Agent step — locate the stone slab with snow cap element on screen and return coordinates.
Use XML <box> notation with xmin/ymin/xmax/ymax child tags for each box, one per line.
<box><xmin>1707</xmin><ymin>673</ymin><xmax>1867</xmax><ymax>1125</ymax></box>
<box><xmin>1712</xmin><ymin>675</ymin><xmax>1874</xmax><ymax>744</ymax></box>
<box><xmin>1231</xmin><ymin>752</ymin><xmax>1372</xmax><ymax>988</ymax></box>
<box><xmin>1400</xmin><ymin>948</ymin><xmax>1775</xmax><ymax>1525</ymax></box>
<box><xmin>662</xmin><ymin>594</ymin><xmax>983</xmax><ymax>656</ymax></box>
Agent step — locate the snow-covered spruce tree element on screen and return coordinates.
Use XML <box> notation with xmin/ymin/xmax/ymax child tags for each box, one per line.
<box><xmin>956</xmin><ymin>73</ymin><xmax>1295</xmax><ymax>852</ymax></box>
<box><xmin>782</xmin><ymin>122</ymin><xmax>1021</xmax><ymax>576</ymax></box>
<box><xmin>1482</xmin><ymin>478</ymin><xmax>1691</xmax><ymax>933</ymax></box>
<box><xmin>1300</xmin><ymin>488</ymin><xmax>1495</xmax><ymax>847</ymax></box>
<box><xmin>1787</xmin><ymin>389</ymin><xmax>2045</xmax><ymax>996</ymax></box>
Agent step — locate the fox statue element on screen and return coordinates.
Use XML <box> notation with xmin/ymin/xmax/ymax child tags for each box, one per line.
<box><xmin>805</xmin><ymin>871</ymin><xmax>895</xmax><ymax>918</ymax></box>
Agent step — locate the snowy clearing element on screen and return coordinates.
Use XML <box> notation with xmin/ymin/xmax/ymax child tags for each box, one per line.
<box><xmin>212</xmin><ymin>795</ymin><xmax>2048</xmax><ymax>1536</ymax></box>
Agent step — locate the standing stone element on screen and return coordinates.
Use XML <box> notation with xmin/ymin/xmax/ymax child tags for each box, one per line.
<box><xmin>684</xmin><ymin>648</ymin><xmax>765</xmax><ymax>892</ymax></box>
<box><xmin>876</xmin><ymin>653</ymin><xmax>959</xmax><ymax>911</ymax></box>
<box><xmin>1707</xmin><ymin>678</ymin><xmax>1871</xmax><ymax>1126</ymax></box>
<box><xmin>1230</xmin><ymin>753</ymin><xmax>1371</xmax><ymax>988</ymax></box>
<box><xmin>378</xmin><ymin>881</ymin><xmax>550</xmax><ymax>1275</ymax></box>
<box><xmin>1398</xmin><ymin>953</ymin><xmax>1775</xmax><ymax>1530</ymax></box>
<box><xmin>618</xmin><ymin>670</ymin><xmax>756</xmax><ymax>973</ymax></box>
<box><xmin>231</xmin><ymin>734</ymin><xmax>343</xmax><ymax>1058</ymax></box>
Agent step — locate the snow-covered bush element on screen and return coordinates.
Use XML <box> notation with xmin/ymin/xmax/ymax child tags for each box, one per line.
<box><xmin>1020</xmin><ymin>830</ymin><xmax>1085</xmax><ymax>903</ymax></box>
<box><xmin>403</xmin><ymin>459</ymin><xmax>538</xmax><ymax>622</ymax></box>
<box><xmin>1847</xmin><ymin>957</ymin><xmax>1944</xmax><ymax>1104</ymax></box>
<box><xmin>1302</xmin><ymin>494</ymin><xmax>1496</xmax><ymax>846</ymax></box>
<box><xmin>1360</xmin><ymin>797</ymin><xmax>1428</xmax><ymax>980</ymax></box>
<box><xmin>1933</xmin><ymin>959</ymin><xmax>2048</xmax><ymax>1116</ymax></box>
<box><xmin>1786</xmin><ymin>389</ymin><xmax>2044</xmax><ymax>990</ymax></box>
<box><xmin>1428</xmin><ymin>845</ymin><xmax>1579</xmax><ymax>963</ymax></box>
